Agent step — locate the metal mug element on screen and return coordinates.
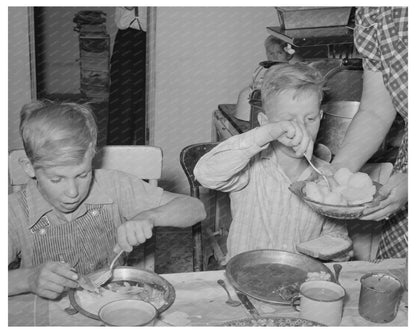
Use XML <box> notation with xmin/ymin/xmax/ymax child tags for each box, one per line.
<box><xmin>98</xmin><ymin>299</ymin><xmax>158</xmax><ymax>326</ymax></box>
<box><xmin>358</xmin><ymin>272</ymin><xmax>403</xmax><ymax>323</ymax></box>
<box><xmin>291</xmin><ymin>280</ymin><xmax>346</xmax><ymax>326</ymax></box>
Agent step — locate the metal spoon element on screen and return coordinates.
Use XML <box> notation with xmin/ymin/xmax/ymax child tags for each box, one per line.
<box><xmin>333</xmin><ymin>263</ymin><xmax>342</xmax><ymax>284</ymax></box>
<box><xmin>217</xmin><ymin>279</ymin><xmax>241</xmax><ymax>307</ymax></box>
<box><xmin>303</xmin><ymin>153</ymin><xmax>332</xmax><ymax>190</ymax></box>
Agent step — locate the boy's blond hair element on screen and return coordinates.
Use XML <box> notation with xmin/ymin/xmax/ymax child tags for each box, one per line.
<box><xmin>261</xmin><ymin>63</ymin><xmax>325</xmax><ymax>109</ymax></box>
<box><xmin>20</xmin><ymin>101</ymin><xmax>98</xmax><ymax>169</ymax></box>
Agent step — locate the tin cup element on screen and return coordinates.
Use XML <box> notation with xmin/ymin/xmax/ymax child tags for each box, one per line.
<box><xmin>291</xmin><ymin>280</ymin><xmax>345</xmax><ymax>326</ymax></box>
<box><xmin>98</xmin><ymin>299</ymin><xmax>158</xmax><ymax>326</ymax></box>
<box><xmin>358</xmin><ymin>272</ymin><xmax>403</xmax><ymax>323</ymax></box>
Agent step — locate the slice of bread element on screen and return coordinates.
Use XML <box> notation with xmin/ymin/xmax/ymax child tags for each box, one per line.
<box><xmin>296</xmin><ymin>235</ymin><xmax>352</xmax><ymax>261</ymax></box>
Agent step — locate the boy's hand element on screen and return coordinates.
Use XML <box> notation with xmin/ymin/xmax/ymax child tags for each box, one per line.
<box><xmin>28</xmin><ymin>262</ymin><xmax>79</xmax><ymax>299</ymax></box>
<box><xmin>116</xmin><ymin>217</ymin><xmax>154</xmax><ymax>252</ymax></box>
<box><xmin>259</xmin><ymin>120</ymin><xmax>313</xmax><ymax>158</ymax></box>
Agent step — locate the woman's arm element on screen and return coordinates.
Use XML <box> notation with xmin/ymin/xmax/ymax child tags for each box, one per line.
<box><xmin>332</xmin><ymin>70</ymin><xmax>397</xmax><ymax>172</ymax></box>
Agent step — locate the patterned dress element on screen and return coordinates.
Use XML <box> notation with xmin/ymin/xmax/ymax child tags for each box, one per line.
<box><xmin>354</xmin><ymin>7</ymin><xmax>408</xmax><ymax>258</ymax></box>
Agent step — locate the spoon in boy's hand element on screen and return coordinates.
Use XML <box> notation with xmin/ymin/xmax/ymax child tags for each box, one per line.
<box><xmin>303</xmin><ymin>153</ymin><xmax>332</xmax><ymax>191</ymax></box>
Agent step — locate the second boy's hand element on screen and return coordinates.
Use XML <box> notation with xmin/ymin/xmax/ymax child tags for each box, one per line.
<box><xmin>255</xmin><ymin>120</ymin><xmax>314</xmax><ymax>159</ymax></box>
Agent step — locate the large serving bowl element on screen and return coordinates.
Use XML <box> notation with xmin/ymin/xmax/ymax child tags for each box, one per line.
<box><xmin>289</xmin><ymin>180</ymin><xmax>385</xmax><ymax>220</ymax></box>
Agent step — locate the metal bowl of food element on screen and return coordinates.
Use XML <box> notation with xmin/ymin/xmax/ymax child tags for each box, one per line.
<box><xmin>69</xmin><ymin>266</ymin><xmax>175</xmax><ymax>320</ymax></box>
<box><xmin>220</xmin><ymin>316</ymin><xmax>325</xmax><ymax>326</ymax></box>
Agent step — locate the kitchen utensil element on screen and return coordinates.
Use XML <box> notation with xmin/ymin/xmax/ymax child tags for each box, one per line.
<box><xmin>333</xmin><ymin>264</ymin><xmax>342</xmax><ymax>284</ymax></box>
<box><xmin>291</xmin><ymin>280</ymin><xmax>345</xmax><ymax>326</ymax></box>
<box><xmin>93</xmin><ymin>250</ymin><xmax>124</xmax><ymax>287</ymax></box>
<box><xmin>303</xmin><ymin>153</ymin><xmax>331</xmax><ymax>190</ymax></box>
<box><xmin>69</xmin><ymin>266</ymin><xmax>175</xmax><ymax>320</ymax></box>
<box><xmin>226</xmin><ymin>250</ymin><xmax>335</xmax><ymax>305</ymax></box>
<box><xmin>217</xmin><ymin>279</ymin><xmax>241</xmax><ymax>307</ymax></box>
<box><xmin>289</xmin><ymin>180</ymin><xmax>386</xmax><ymax>219</ymax></box>
<box><xmin>359</xmin><ymin>272</ymin><xmax>403</xmax><ymax>323</ymax></box>
<box><xmin>58</xmin><ymin>255</ymin><xmax>99</xmax><ymax>294</ymax></box>
<box><xmin>220</xmin><ymin>316</ymin><xmax>325</xmax><ymax>326</ymax></box>
<box><xmin>236</xmin><ymin>291</ymin><xmax>260</xmax><ymax>320</ymax></box>
<box><xmin>78</xmin><ymin>275</ymin><xmax>100</xmax><ymax>294</ymax></box>
<box><xmin>98</xmin><ymin>299</ymin><xmax>158</xmax><ymax>326</ymax></box>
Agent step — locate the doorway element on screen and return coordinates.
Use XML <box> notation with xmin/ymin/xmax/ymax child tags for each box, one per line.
<box><xmin>31</xmin><ymin>7</ymin><xmax>155</xmax><ymax>146</ymax></box>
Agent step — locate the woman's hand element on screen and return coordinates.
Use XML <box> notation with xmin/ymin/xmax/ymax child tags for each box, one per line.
<box><xmin>361</xmin><ymin>172</ymin><xmax>408</xmax><ymax>221</ymax></box>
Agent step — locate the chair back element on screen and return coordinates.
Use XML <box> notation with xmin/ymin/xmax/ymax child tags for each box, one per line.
<box><xmin>180</xmin><ymin>143</ymin><xmax>218</xmax><ymax>198</ymax></box>
<box><xmin>180</xmin><ymin>142</ymin><xmax>219</xmax><ymax>271</ymax></box>
<box><xmin>8</xmin><ymin>145</ymin><xmax>163</xmax><ymax>271</ymax></box>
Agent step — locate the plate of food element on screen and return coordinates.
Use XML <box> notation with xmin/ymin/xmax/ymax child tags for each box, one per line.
<box><xmin>220</xmin><ymin>316</ymin><xmax>325</xmax><ymax>326</ymax></box>
<box><xmin>225</xmin><ymin>250</ymin><xmax>335</xmax><ymax>305</ymax></box>
<box><xmin>68</xmin><ymin>266</ymin><xmax>175</xmax><ymax>320</ymax></box>
<box><xmin>289</xmin><ymin>168</ymin><xmax>386</xmax><ymax>219</ymax></box>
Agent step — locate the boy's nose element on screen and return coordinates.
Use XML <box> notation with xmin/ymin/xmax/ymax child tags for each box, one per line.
<box><xmin>65</xmin><ymin>179</ymin><xmax>79</xmax><ymax>198</ymax></box>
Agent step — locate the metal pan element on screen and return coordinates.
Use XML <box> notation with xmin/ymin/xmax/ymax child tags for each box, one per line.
<box><xmin>226</xmin><ymin>250</ymin><xmax>335</xmax><ymax>305</ymax></box>
<box><xmin>69</xmin><ymin>266</ymin><xmax>175</xmax><ymax>320</ymax></box>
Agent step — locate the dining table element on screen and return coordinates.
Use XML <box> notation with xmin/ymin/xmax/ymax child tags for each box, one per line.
<box><xmin>8</xmin><ymin>258</ymin><xmax>407</xmax><ymax>326</ymax></box>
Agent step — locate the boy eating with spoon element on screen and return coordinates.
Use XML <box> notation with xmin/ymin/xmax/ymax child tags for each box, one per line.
<box><xmin>8</xmin><ymin>101</ymin><xmax>206</xmax><ymax>299</ymax></box>
<box><xmin>195</xmin><ymin>63</ymin><xmax>351</xmax><ymax>262</ymax></box>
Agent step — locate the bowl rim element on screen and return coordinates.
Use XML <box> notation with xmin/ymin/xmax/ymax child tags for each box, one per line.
<box><xmin>98</xmin><ymin>299</ymin><xmax>158</xmax><ymax>326</ymax></box>
<box><xmin>300</xmin><ymin>181</ymin><xmax>382</xmax><ymax>209</ymax></box>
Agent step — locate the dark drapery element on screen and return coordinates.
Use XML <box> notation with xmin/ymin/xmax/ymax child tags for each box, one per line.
<box><xmin>107</xmin><ymin>28</ymin><xmax>146</xmax><ymax>145</ymax></box>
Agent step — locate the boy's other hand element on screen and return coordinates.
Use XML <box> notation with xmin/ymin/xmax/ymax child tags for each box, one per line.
<box><xmin>28</xmin><ymin>262</ymin><xmax>79</xmax><ymax>299</ymax></box>
<box><xmin>116</xmin><ymin>217</ymin><xmax>154</xmax><ymax>252</ymax></box>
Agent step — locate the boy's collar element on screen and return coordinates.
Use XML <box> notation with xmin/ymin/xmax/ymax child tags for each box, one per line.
<box><xmin>25</xmin><ymin>180</ymin><xmax>53</xmax><ymax>229</ymax></box>
<box><xmin>25</xmin><ymin>176</ymin><xmax>114</xmax><ymax>228</ymax></box>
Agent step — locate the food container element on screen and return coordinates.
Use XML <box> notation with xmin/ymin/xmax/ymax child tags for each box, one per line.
<box><xmin>98</xmin><ymin>299</ymin><xmax>158</xmax><ymax>326</ymax></box>
<box><xmin>317</xmin><ymin>101</ymin><xmax>360</xmax><ymax>156</ymax></box>
<box><xmin>359</xmin><ymin>273</ymin><xmax>403</xmax><ymax>323</ymax></box>
<box><xmin>275</xmin><ymin>7</ymin><xmax>352</xmax><ymax>29</ymax></box>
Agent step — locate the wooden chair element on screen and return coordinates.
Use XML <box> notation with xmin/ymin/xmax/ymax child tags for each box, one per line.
<box><xmin>8</xmin><ymin>145</ymin><xmax>163</xmax><ymax>271</ymax></box>
<box><xmin>180</xmin><ymin>142</ymin><xmax>228</xmax><ymax>271</ymax></box>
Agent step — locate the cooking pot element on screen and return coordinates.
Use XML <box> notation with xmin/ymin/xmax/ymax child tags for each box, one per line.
<box><xmin>316</xmin><ymin>101</ymin><xmax>360</xmax><ymax>156</ymax></box>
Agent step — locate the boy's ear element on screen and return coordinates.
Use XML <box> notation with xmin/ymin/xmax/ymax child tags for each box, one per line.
<box><xmin>19</xmin><ymin>157</ymin><xmax>35</xmax><ymax>178</ymax></box>
<box><xmin>257</xmin><ymin>112</ymin><xmax>269</xmax><ymax>126</ymax></box>
<box><xmin>319</xmin><ymin>109</ymin><xmax>323</xmax><ymax>120</ymax></box>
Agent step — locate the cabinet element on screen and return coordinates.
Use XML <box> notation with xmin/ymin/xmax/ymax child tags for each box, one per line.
<box><xmin>212</xmin><ymin>105</ymin><xmax>249</xmax><ymax>141</ymax></box>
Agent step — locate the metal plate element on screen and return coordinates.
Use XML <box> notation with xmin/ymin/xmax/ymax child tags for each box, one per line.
<box><xmin>69</xmin><ymin>266</ymin><xmax>175</xmax><ymax>320</ymax></box>
<box><xmin>225</xmin><ymin>250</ymin><xmax>335</xmax><ymax>305</ymax></box>
<box><xmin>289</xmin><ymin>180</ymin><xmax>385</xmax><ymax>220</ymax></box>
<box><xmin>220</xmin><ymin>316</ymin><xmax>325</xmax><ymax>327</ymax></box>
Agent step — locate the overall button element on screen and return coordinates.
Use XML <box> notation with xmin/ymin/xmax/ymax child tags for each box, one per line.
<box><xmin>91</xmin><ymin>210</ymin><xmax>99</xmax><ymax>217</ymax></box>
<box><xmin>39</xmin><ymin>228</ymin><xmax>47</xmax><ymax>235</ymax></box>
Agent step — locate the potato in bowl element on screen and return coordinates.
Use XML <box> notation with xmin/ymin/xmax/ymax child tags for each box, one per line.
<box><xmin>304</xmin><ymin>168</ymin><xmax>377</xmax><ymax>206</ymax></box>
<box><xmin>289</xmin><ymin>168</ymin><xmax>385</xmax><ymax>220</ymax></box>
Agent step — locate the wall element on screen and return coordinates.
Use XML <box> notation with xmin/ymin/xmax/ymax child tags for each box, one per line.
<box><xmin>8</xmin><ymin>7</ymin><xmax>32</xmax><ymax>150</ymax></box>
<box><xmin>153</xmin><ymin>7</ymin><xmax>278</xmax><ymax>193</ymax></box>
